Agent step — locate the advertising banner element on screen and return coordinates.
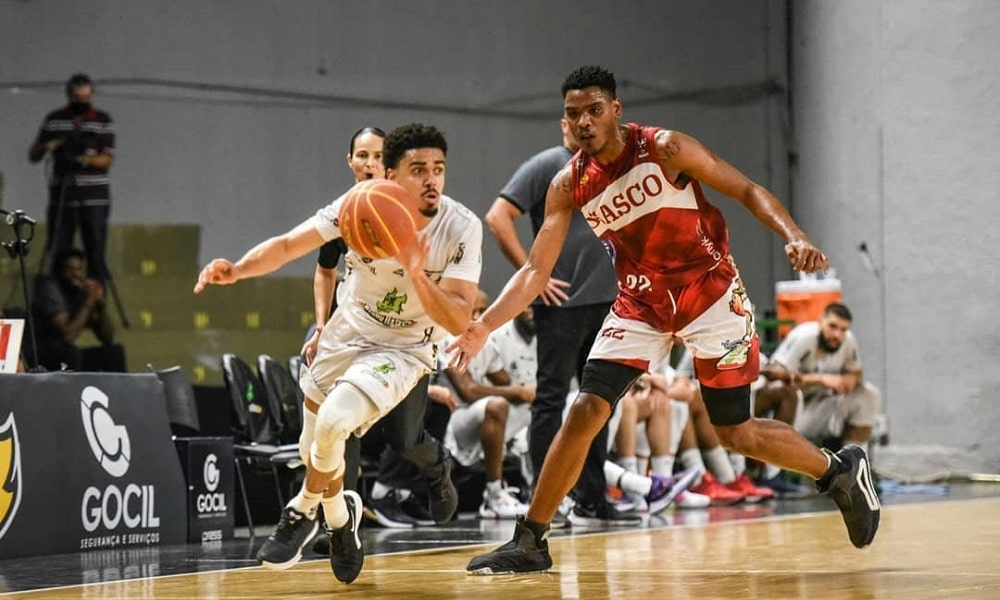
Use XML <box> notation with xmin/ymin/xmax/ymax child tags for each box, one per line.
<box><xmin>0</xmin><ymin>373</ymin><xmax>187</xmax><ymax>558</ymax></box>
<box><xmin>174</xmin><ymin>437</ymin><xmax>235</xmax><ymax>543</ymax></box>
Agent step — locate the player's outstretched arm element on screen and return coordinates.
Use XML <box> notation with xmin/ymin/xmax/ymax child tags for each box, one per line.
<box><xmin>193</xmin><ymin>219</ymin><xmax>325</xmax><ymax>293</ymax></box>
<box><xmin>447</xmin><ymin>168</ymin><xmax>574</xmax><ymax>371</ymax></box>
<box><xmin>654</xmin><ymin>129</ymin><xmax>828</xmax><ymax>274</ymax></box>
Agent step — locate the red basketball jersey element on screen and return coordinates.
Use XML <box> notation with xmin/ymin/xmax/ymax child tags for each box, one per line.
<box><xmin>571</xmin><ymin>123</ymin><xmax>734</xmax><ymax>330</ymax></box>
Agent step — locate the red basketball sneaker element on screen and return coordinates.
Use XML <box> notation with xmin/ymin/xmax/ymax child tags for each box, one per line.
<box><xmin>726</xmin><ymin>473</ymin><xmax>775</xmax><ymax>503</ymax></box>
<box><xmin>688</xmin><ymin>472</ymin><xmax>744</xmax><ymax>506</ymax></box>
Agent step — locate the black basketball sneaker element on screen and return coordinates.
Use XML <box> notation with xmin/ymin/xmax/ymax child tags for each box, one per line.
<box><xmin>257</xmin><ymin>507</ymin><xmax>319</xmax><ymax>569</ymax></box>
<box><xmin>466</xmin><ymin>515</ymin><xmax>553</xmax><ymax>575</ymax></box>
<box><xmin>817</xmin><ymin>445</ymin><xmax>881</xmax><ymax>548</ymax></box>
<box><xmin>328</xmin><ymin>490</ymin><xmax>365</xmax><ymax>583</ymax></box>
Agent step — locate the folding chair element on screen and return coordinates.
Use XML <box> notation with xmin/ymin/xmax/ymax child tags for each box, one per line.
<box><xmin>221</xmin><ymin>353</ymin><xmax>301</xmax><ymax>537</ymax></box>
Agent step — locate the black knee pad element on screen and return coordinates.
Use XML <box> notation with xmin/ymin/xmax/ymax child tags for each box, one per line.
<box><xmin>579</xmin><ymin>360</ymin><xmax>646</xmax><ymax>409</ymax></box>
<box><xmin>700</xmin><ymin>384</ymin><xmax>752</xmax><ymax>426</ymax></box>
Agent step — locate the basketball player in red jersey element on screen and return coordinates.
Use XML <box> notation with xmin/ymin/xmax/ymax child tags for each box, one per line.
<box><xmin>450</xmin><ymin>66</ymin><xmax>880</xmax><ymax>574</ymax></box>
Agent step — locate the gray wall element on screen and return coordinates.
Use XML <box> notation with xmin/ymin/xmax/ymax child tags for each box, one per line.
<box><xmin>0</xmin><ymin>0</ymin><xmax>787</xmax><ymax>302</ymax></box>
<box><xmin>791</xmin><ymin>0</ymin><xmax>1000</xmax><ymax>460</ymax></box>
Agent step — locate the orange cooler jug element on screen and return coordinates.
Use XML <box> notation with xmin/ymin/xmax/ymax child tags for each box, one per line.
<box><xmin>774</xmin><ymin>275</ymin><xmax>842</xmax><ymax>339</ymax></box>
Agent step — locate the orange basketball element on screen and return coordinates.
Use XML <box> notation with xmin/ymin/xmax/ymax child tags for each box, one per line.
<box><xmin>338</xmin><ymin>179</ymin><xmax>418</xmax><ymax>259</ymax></box>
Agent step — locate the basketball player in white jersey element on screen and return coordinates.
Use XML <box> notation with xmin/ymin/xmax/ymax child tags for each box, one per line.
<box><xmin>443</xmin><ymin>300</ymin><xmax>536</xmax><ymax>519</ymax></box>
<box><xmin>194</xmin><ymin>123</ymin><xmax>482</xmax><ymax>584</ymax></box>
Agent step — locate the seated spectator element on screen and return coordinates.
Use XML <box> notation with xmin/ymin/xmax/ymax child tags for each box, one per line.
<box><xmin>761</xmin><ymin>302</ymin><xmax>883</xmax><ymax>452</ymax></box>
<box><xmin>30</xmin><ymin>247</ymin><xmax>125</xmax><ymax>372</ymax></box>
<box><xmin>442</xmin><ymin>292</ymin><xmax>534</xmax><ymax>519</ymax></box>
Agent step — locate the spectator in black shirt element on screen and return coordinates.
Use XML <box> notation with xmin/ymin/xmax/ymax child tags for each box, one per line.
<box><xmin>31</xmin><ymin>247</ymin><xmax>125</xmax><ymax>372</ymax></box>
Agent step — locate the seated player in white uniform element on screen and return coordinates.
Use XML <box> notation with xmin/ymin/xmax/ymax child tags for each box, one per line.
<box><xmin>444</xmin><ymin>293</ymin><xmax>535</xmax><ymax>519</ymax></box>
<box><xmin>761</xmin><ymin>302</ymin><xmax>882</xmax><ymax>451</ymax></box>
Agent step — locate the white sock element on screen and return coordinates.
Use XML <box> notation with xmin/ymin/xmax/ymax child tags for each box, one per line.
<box><xmin>763</xmin><ymin>464</ymin><xmax>781</xmax><ymax>480</ymax></box>
<box><xmin>679</xmin><ymin>448</ymin><xmax>707</xmax><ymax>484</ymax></box>
<box><xmin>729</xmin><ymin>453</ymin><xmax>747</xmax><ymax>477</ymax></box>
<box><xmin>321</xmin><ymin>492</ymin><xmax>349</xmax><ymax>529</ymax></box>
<box><xmin>617</xmin><ymin>455</ymin><xmax>639</xmax><ymax>473</ymax></box>
<box><xmin>485</xmin><ymin>479</ymin><xmax>503</xmax><ymax>496</ymax></box>
<box><xmin>619</xmin><ymin>470</ymin><xmax>653</xmax><ymax>496</ymax></box>
<box><xmin>637</xmin><ymin>455</ymin><xmax>650</xmax><ymax>476</ymax></box>
<box><xmin>705</xmin><ymin>446</ymin><xmax>736</xmax><ymax>484</ymax></box>
<box><xmin>289</xmin><ymin>488</ymin><xmax>322</xmax><ymax>519</ymax></box>
<box><xmin>371</xmin><ymin>481</ymin><xmax>392</xmax><ymax>500</ymax></box>
<box><xmin>650</xmin><ymin>455</ymin><xmax>675</xmax><ymax>477</ymax></box>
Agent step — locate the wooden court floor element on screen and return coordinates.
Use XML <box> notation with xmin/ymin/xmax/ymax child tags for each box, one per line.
<box><xmin>7</xmin><ymin>496</ymin><xmax>999</xmax><ymax>599</ymax></box>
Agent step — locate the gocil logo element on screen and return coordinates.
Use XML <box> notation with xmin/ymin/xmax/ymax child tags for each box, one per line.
<box><xmin>196</xmin><ymin>453</ymin><xmax>227</xmax><ymax>514</ymax></box>
<box><xmin>203</xmin><ymin>454</ymin><xmax>220</xmax><ymax>492</ymax></box>
<box><xmin>0</xmin><ymin>414</ymin><xmax>22</xmax><ymax>540</ymax></box>
<box><xmin>80</xmin><ymin>387</ymin><xmax>131</xmax><ymax>478</ymax></box>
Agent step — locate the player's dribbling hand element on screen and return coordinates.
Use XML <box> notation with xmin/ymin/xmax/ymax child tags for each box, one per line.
<box><xmin>193</xmin><ymin>259</ymin><xmax>237</xmax><ymax>293</ymax></box>
<box><xmin>784</xmin><ymin>239</ymin><xmax>829</xmax><ymax>273</ymax></box>
<box><xmin>396</xmin><ymin>231</ymin><xmax>429</xmax><ymax>276</ymax></box>
<box><xmin>445</xmin><ymin>321</ymin><xmax>490</xmax><ymax>372</ymax></box>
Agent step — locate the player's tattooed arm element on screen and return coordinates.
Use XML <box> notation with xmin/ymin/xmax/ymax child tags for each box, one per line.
<box><xmin>552</xmin><ymin>167</ymin><xmax>574</xmax><ymax>194</ymax></box>
<box><xmin>659</xmin><ymin>137</ymin><xmax>682</xmax><ymax>161</ymax></box>
<box><xmin>653</xmin><ymin>130</ymin><xmax>691</xmax><ymax>185</ymax></box>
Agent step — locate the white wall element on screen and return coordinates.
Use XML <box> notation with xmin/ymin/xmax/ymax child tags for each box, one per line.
<box><xmin>791</xmin><ymin>0</ymin><xmax>1000</xmax><ymax>459</ymax></box>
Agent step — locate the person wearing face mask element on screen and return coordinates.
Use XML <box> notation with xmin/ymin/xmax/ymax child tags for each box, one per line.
<box><xmin>29</xmin><ymin>73</ymin><xmax>115</xmax><ymax>285</ymax></box>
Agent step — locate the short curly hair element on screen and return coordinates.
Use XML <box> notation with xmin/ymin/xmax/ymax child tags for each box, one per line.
<box><xmin>52</xmin><ymin>247</ymin><xmax>86</xmax><ymax>274</ymax></box>
<box><xmin>561</xmin><ymin>65</ymin><xmax>617</xmax><ymax>98</ymax></box>
<box><xmin>383</xmin><ymin>123</ymin><xmax>448</xmax><ymax>170</ymax></box>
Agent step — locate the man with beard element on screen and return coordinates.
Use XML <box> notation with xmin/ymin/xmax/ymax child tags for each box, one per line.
<box><xmin>759</xmin><ymin>303</ymin><xmax>882</xmax><ymax>451</ymax></box>
<box><xmin>29</xmin><ymin>74</ymin><xmax>115</xmax><ymax>284</ymax></box>
<box><xmin>442</xmin><ymin>293</ymin><xmax>534</xmax><ymax>519</ymax></box>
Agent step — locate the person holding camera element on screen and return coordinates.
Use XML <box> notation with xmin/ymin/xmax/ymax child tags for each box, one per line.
<box><xmin>28</xmin><ymin>73</ymin><xmax>115</xmax><ymax>284</ymax></box>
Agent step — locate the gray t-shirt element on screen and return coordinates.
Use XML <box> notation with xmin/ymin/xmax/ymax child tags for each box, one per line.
<box><xmin>499</xmin><ymin>145</ymin><xmax>617</xmax><ymax>307</ymax></box>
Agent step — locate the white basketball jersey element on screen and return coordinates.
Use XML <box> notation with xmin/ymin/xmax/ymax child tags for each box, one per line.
<box><xmin>312</xmin><ymin>193</ymin><xmax>483</xmax><ymax>348</ymax></box>
<box><xmin>769</xmin><ymin>321</ymin><xmax>862</xmax><ymax>400</ymax></box>
<box><xmin>492</xmin><ymin>321</ymin><xmax>537</xmax><ymax>387</ymax></box>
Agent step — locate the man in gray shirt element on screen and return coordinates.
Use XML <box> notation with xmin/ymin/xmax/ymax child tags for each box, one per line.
<box><xmin>485</xmin><ymin>119</ymin><xmax>628</xmax><ymax>525</ymax></box>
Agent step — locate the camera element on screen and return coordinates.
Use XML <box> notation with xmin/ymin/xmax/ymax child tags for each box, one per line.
<box><xmin>57</xmin><ymin>130</ymin><xmax>90</xmax><ymax>163</ymax></box>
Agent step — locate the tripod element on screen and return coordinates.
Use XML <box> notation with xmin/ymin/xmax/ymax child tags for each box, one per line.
<box><xmin>0</xmin><ymin>208</ymin><xmax>40</xmax><ymax>369</ymax></box>
<box><xmin>38</xmin><ymin>164</ymin><xmax>130</xmax><ymax>329</ymax></box>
